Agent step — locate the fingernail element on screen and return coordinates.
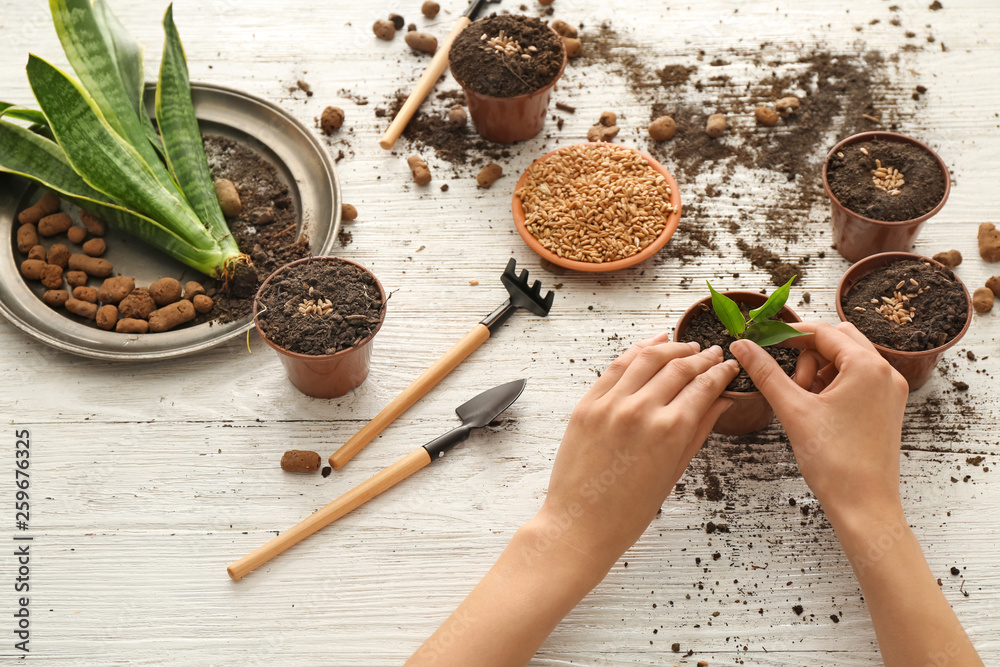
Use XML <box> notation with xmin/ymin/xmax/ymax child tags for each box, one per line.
<box><xmin>729</xmin><ymin>340</ymin><xmax>749</xmax><ymax>355</ymax></box>
<box><xmin>653</xmin><ymin>331</ymin><xmax>672</xmax><ymax>342</ymax></box>
<box><xmin>708</xmin><ymin>344</ymin><xmax>723</xmax><ymax>356</ymax></box>
<box><xmin>687</xmin><ymin>341</ymin><xmax>701</xmax><ymax>351</ymax></box>
<box><xmin>724</xmin><ymin>359</ymin><xmax>740</xmax><ymax>370</ymax></box>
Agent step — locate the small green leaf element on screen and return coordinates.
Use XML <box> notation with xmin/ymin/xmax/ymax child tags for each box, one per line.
<box><xmin>749</xmin><ymin>274</ymin><xmax>797</xmax><ymax>323</ymax></box>
<box><xmin>707</xmin><ymin>281</ymin><xmax>746</xmax><ymax>337</ymax></box>
<box><xmin>0</xmin><ymin>102</ymin><xmax>48</xmax><ymax>126</ymax></box>
<box><xmin>744</xmin><ymin>320</ymin><xmax>811</xmax><ymax>347</ymax></box>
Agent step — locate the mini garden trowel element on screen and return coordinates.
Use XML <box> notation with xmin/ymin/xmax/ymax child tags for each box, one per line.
<box><xmin>329</xmin><ymin>258</ymin><xmax>553</xmax><ymax>469</ymax></box>
<box><xmin>227</xmin><ymin>379</ymin><xmax>526</xmax><ymax>580</ymax></box>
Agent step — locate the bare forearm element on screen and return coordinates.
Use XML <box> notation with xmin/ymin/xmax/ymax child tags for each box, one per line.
<box><xmin>406</xmin><ymin>518</ymin><xmax>611</xmax><ymax>667</ymax></box>
<box><xmin>835</xmin><ymin>509</ymin><xmax>982</xmax><ymax>667</ymax></box>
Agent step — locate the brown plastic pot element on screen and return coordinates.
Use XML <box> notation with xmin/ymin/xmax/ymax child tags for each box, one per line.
<box><xmin>674</xmin><ymin>291</ymin><xmax>803</xmax><ymax>436</ymax></box>
<box><xmin>835</xmin><ymin>251</ymin><xmax>972</xmax><ymax>391</ymax></box>
<box><xmin>253</xmin><ymin>257</ymin><xmax>387</xmax><ymax>399</ymax></box>
<box><xmin>449</xmin><ymin>25</ymin><xmax>567</xmax><ymax>144</ymax></box>
<box><xmin>823</xmin><ymin>131</ymin><xmax>950</xmax><ymax>263</ymax></box>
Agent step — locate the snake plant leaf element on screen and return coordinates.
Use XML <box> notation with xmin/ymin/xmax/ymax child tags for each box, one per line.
<box><xmin>0</xmin><ymin>119</ymin><xmax>222</xmax><ymax>272</ymax></box>
<box><xmin>49</xmin><ymin>0</ymin><xmax>176</xmax><ymax>194</ymax></box>
<box><xmin>157</xmin><ymin>4</ymin><xmax>239</xmax><ymax>257</ymax></box>
<box><xmin>26</xmin><ymin>54</ymin><xmax>214</xmax><ymax>251</ymax></box>
<box><xmin>0</xmin><ymin>103</ymin><xmax>48</xmax><ymax>126</ymax></box>
<box><xmin>707</xmin><ymin>281</ymin><xmax>745</xmax><ymax>338</ymax></box>
<box><xmin>743</xmin><ymin>319</ymin><xmax>810</xmax><ymax>347</ymax></box>
<box><xmin>748</xmin><ymin>275</ymin><xmax>796</xmax><ymax>323</ymax></box>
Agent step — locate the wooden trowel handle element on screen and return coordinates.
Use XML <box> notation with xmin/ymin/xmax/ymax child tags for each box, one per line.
<box><xmin>329</xmin><ymin>323</ymin><xmax>491</xmax><ymax>469</ymax></box>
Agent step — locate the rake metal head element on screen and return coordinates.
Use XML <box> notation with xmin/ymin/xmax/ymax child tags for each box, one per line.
<box><xmin>501</xmin><ymin>258</ymin><xmax>554</xmax><ymax>317</ymax></box>
<box><xmin>464</xmin><ymin>0</ymin><xmax>502</xmax><ymax>19</ymax></box>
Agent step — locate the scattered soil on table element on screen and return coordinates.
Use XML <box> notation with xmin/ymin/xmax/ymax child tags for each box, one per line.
<box><xmin>842</xmin><ymin>259</ymin><xmax>968</xmax><ymax>351</ymax></box>
<box><xmin>203</xmin><ymin>135</ymin><xmax>311</xmax><ymax>324</ymax></box>
<box><xmin>826</xmin><ymin>138</ymin><xmax>946</xmax><ymax>221</ymax></box>
<box><xmin>255</xmin><ymin>258</ymin><xmax>383</xmax><ymax>355</ymax></box>
<box><xmin>678</xmin><ymin>302</ymin><xmax>799</xmax><ymax>392</ymax></box>
<box><xmin>450</xmin><ymin>14</ymin><xmax>564</xmax><ymax>98</ymax></box>
<box><xmin>736</xmin><ymin>239</ymin><xmax>807</xmax><ymax>287</ymax></box>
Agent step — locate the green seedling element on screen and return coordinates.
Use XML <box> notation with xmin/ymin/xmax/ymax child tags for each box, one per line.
<box><xmin>706</xmin><ymin>275</ymin><xmax>812</xmax><ymax>347</ymax></box>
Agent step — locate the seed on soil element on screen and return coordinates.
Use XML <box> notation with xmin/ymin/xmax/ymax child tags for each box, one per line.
<box><xmin>17</xmin><ymin>192</ymin><xmax>60</xmax><ymax>226</ymax></box>
<box><xmin>860</xmin><ymin>146</ymin><xmax>869</xmax><ymax>155</ymax></box>
<box><xmin>116</xmin><ymin>318</ymin><xmax>148</xmax><ymax>334</ymax></box>
<box><xmin>67</xmin><ymin>225</ymin><xmax>87</xmax><ymax>244</ymax></box>
<box><xmin>150</xmin><ymin>277</ymin><xmax>183</xmax><ymax>306</ymax></box>
<box><xmin>405</xmin><ymin>31</ymin><xmax>437</xmax><ymax>54</ymax></box>
<box><xmin>978</xmin><ymin>222</ymin><xmax>1000</xmax><ymax>262</ymax></box>
<box><xmin>183</xmin><ymin>281</ymin><xmax>205</xmax><ymax>300</ymax></box>
<box><xmin>72</xmin><ymin>286</ymin><xmax>98</xmax><ymax>303</ymax></box>
<box><xmin>407</xmin><ymin>154</ymin><xmax>432</xmax><ymax>185</ymax></box>
<box><xmin>192</xmin><ymin>294</ymin><xmax>214</xmax><ymax>314</ymax></box>
<box><xmin>706</xmin><ymin>113</ymin><xmax>726</xmax><ymax>138</ymax></box>
<box><xmin>38</xmin><ymin>212</ymin><xmax>72</xmax><ymax>237</ymax></box>
<box><xmin>16</xmin><ymin>224</ymin><xmax>38</xmax><ymax>253</ymax></box>
<box><xmin>148</xmin><ymin>299</ymin><xmax>196</xmax><ymax>332</ymax></box>
<box><xmin>587</xmin><ymin>123</ymin><xmax>620</xmax><ymax>142</ymax></box>
<box><xmin>80</xmin><ymin>211</ymin><xmax>106</xmax><ymax>236</ymax></box>
<box><xmin>320</xmin><ymin>106</ymin><xmax>345</xmax><ymax>135</ymax></box>
<box><xmin>853</xmin><ymin>306</ymin><xmax>866</xmax><ymax>312</ymax></box>
<box><xmin>550</xmin><ymin>19</ymin><xmax>577</xmax><ymax>38</ymax></box>
<box><xmin>421</xmin><ymin>1</ymin><xmax>440</xmax><ymax>18</ymax></box>
<box><xmin>448</xmin><ymin>104</ymin><xmax>467</xmax><ymax>128</ymax></box>
<box><xmin>388</xmin><ymin>13</ymin><xmax>404</xmax><ymax>30</ymax></box>
<box><xmin>932</xmin><ymin>249</ymin><xmax>962</xmax><ymax>267</ymax></box>
<box><xmin>82</xmin><ymin>238</ymin><xmax>106</xmax><ymax>257</ymax></box>
<box><xmin>342</xmin><ymin>203</ymin><xmax>358</xmax><ymax>221</ymax></box>
<box><xmin>68</xmin><ymin>254</ymin><xmax>112</xmax><ymax>277</ymax></box>
<box><xmin>66</xmin><ymin>271</ymin><xmax>88</xmax><ymax>289</ymax></box>
<box><xmin>42</xmin><ymin>290</ymin><xmax>69</xmax><ymax>308</ymax></box>
<box><xmin>118</xmin><ymin>288</ymin><xmax>157</xmax><ymax>320</ymax></box>
<box><xmin>95</xmin><ymin>304</ymin><xmax>118</xmax><ymax>331</ymax></box>
<box><xmin>987</xmin><ymin>276</ymin><xmax>1000</xmax><ymax>298</ymax></box>
<box><xmin>973</xmin><ymin>287</ymin><xmax>994</xmax><ymax>313</ymax></box>
<box><xmin>281</xmin><ymin>450</ymin><xmax>321</xmax><ymax>472</ymax></box>
<box><xmin>297</xmin><ymin>297</ymin><xmax>334</xmax><ymax>317</ymax></box>
<box><xmin>373</xmin><ymin>18</ymin><xmax>396</xmax><ymax>40</ymax></box>
<box><xmin>65</xmin><ymin>298</ymin><xmax>98</xmax><ymax>320</ymax></box>
<box><xmin>648</xmin><ymin>115</ymin><xmax>677</xmax><ymax>141</ymax></box>
<box><xmin>872</xmin><ymin>162</ymin><xmax>905</xmax><ymax>192</ymax></box>
<box><xmin>476</xmin><ymin>162</ymin><xmax>503</xmax><ymax>188</ymax></box>
<box><xmin>775</xmin><ymin>96</ymin><xmax>800</xmax><ymax>117</ymax></box>
<box><xmin>562</xmin><ymin>36</ymin><xmax>581</xmax><ymax>58</ymax></box>
<box><xmin>98</xmin><ymin>276</ymin><xmax>135</xmax><ymax>304</ymax></box>
<box><xmin>214</xmin><ymin>178</ymin><xmax>242</xmax><ymax>217</ymax></box>
<box><xmin>516</xmin><ymin>143</ymin><xmax>675</xmax><ymax>264</ymax></box>
<box><xmin>754</xmin><ymin>105</ymin><xmax>779</xmax><ymax>126</ymax></box>
<box><xmin>27</xmin><ymin>245</ymin><xmax>46</xmax><ymax>262</ymax></box>
<box><xmin>40</xmin><ymin>264</ymin><xmax>63</xmax><ymax>289</ymax></box>
<box><xmin>47</xmin><ymin>243</ymin><xmax>70</xmax><ymax>268</ymax></box>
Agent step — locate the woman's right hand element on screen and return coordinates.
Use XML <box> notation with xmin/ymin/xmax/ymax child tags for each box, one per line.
<box><xmin>729</xmin><ymin>321</ymin><xmax>910</xmax><ymax>526</ymax></box>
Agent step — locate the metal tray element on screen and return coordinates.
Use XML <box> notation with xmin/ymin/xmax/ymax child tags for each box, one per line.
<box><xmin>0</xmin><ymin>82</ymin><xmax>340</xmax><ymax>360</ymax></box>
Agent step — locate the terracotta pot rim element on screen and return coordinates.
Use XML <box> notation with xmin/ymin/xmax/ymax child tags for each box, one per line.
<box><xmin>674</xmin><ymin>290</ymin><xmax>803</xmax><ymax>399</ymax></box>
<box><xmin>834</xmin><ymin>251</ymin><xmax>973</xmax><ymax>358</ymax></box>
<box><xmin>512</xmin><ymin>143</ymin><xmax>683</xmax><ymax>273</ymax></box>
<box><xmin>821</xmin><ymin>131</ymin><xmax>951</xmax><ymax>227</ymax></box>
<box><xmin>448</xmin><ymin>21</ymin><xmax>568</xmax><ymax>101</ymax></box>
<box><xmin>252</xmin><ymin>256</ymin><xmax>388</xmax><ymax>360</ymax></box>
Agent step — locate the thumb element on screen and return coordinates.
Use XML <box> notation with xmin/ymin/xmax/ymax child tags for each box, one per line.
<box><xmin>730</xmin><ymin>339</ymin><xmax>803</xmax><ymax>416</ymax></box>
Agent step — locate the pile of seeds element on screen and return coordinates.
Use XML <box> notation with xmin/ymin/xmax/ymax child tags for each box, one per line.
<box><xmin>297</xmin><ymin>295</ymin><xmax>334</xmax><ymax>317</ymax></box>
<box><xmin>871</xmin><ymin>158</ymin><xmax>905</xmax><ymax>195</ymax></box>
<box><xmin>484</xmin><ymin>30</ymin><xmax>536</xmax><ymax>60</ymax></box>
<box><xmin>516</xmin><ymin>144</ymin><xmax>675</xmax><ymax>264</ymax></box>
<box><xmin>854</xmin><ymin>277</ymin><xmax>929</xmax><ymax>324</ymax></box>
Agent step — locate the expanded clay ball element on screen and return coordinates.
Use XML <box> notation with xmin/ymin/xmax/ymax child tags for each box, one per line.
<box><xmin>550</xmin><ymin>19</ymin><xmax>577</xmax><ymax>38</ymax></box>
<box><xmin>66</xmin><ymin>271</ymin><xmax>88</xmax><ymax>289</ymax></box>
<box><xmin>82</xmin><ymin>238</ymin><xmax>106</xmax><ymax>257</ymax></box>
<box><xmin>373</xmin><ymin>18</ymin><xmax>396</xmax><ymax>40</ymax></box>
<box><xmin>17</xmin><ymin>192</ymin><xmax>60</xmax><ymax>225</ymax></box>
<box><xmin>538</xmin><ymin>0</ymin><xmax>555</xmax><ymax>5</ymax></box>
<box><xmin>47</xmin><ymin>243</ymin><xmax>70</xmax><ymax>268</ymax></box>
<box><xmin>96</xmin><ymin>305</ymin><xmax>118</xmax><ymax>331</ymax></box>
<box><xmin>116</xmin><ymin>318</ymin><xmax>148</xmax><ymax>334</ymax></box>
<box><xmin>38</xmin><ymin>212</ymin><xmax>72</xmax><ymax>237</ymax></box>
<box><xmin>754</xmin><ymin>105</ymin><xmax>779</xmax><ymax>126</ymax></box>
<box><xmin>16</xmin><ymin>224</ymin><xmax>37</xmax><ymax>253</ymax></box>
<box><xmin>978</xmin><ymin>222</ymin><xmax>1000</xmax><ymax>262</ymax></box>
<box><xmin>183</xmin><ymin>281</ymin><xmax>205</xmax><ymax>300</ymax></box>
<box><xmin>649</xmin><ymin>115</ymin><xmax>676</xmax><ymax>141</ymax></box>
<box><xmin>98</xmin><ymin>276</ymin><xmax>135</xmax><ymax>304</ymax></box>
<box><xmin>20</xmin><ymin>259</ymin><xmax>45</xmax><ymax>281</ymax></box>
<box><xmin>65</xmin><ymin>298</ymin><xmax>97</xmax><ymax>320</ymax></box>
<box><xmin>72</xmin><ymin>286</ymin><xmax>98</xmax><ymax>303</ymax></box>
<box><xmin>68</xmin><ymin>254</ymin><xmax>112</xmax><ymax>277</ymax></box>
<box><xmin>281</xmin><ymin>450</ymin><xmax>321</xmax><ymax>472</ymax></box>
<box><xmin>973</xmin><ymin>287</ymin><xmax>994</xmax><ymax>313</ymax></box>
<box><xmin>150</xmin><ymin>277</ymin><xmax>183</xmax><ymax>306</ymax></box>
<box><xmin>562</xmin><ymin>36</ymin><xmax>581</xmax><ymax>58</ymax></box>
<box><xmin>148</xmin><ymin>299</ymin><xmax>195</xmax><ymax>332</ymax></box>
<box><xmin>342</xmin><ymin>203</ymin><xmax>358</xmax><ymax>221</ymax></box>
<box><xmin>448</xmin><ymin>104</ymin><xmax>467</xmax><ymax>128</ymax></box>
<box><xmin>408</xmin><ymin>155</ymin><xmax>432</xmax><ymax>186</ymax></box>
<box><xmin>118</xmin><ymin>287</ymin><xmax>156</xmax><ymax>320</ymax></box>
<box><xmin>599</xmin><ymin>111</ymin><xmax>617</xmax><ymax>127</ymax></box>
<box><xmin>405</xmin><ymin>31</ymin><xmax>437</xmax><ymax>54</ymax></box>
<box><xmin>587</xmin><ymin>123</ymin><xmax>619</xmax><ymax>142</ymax></box>
<box><xmin>40</xmin><ymin>264</ymin><xmax>63</xmax><ymax>290</ymax></box>
<box><xmin>388</xmin><ymin>13</ymin><xmax>405</xmax><ymax>30</ymax></box>
<box><xmin>421</xmin><ymin>1</ymin><xmax>440</xmax><ymax>18</ymax></box>
<box><xmin>775</xmin><ymin>96</ymin><xmax>800</xmax><ymax>117</ymax></box>
<box><xmin>42</xmin><ymin>290</ymin><xmax>69</xmax><ymax>308</ymax></box>
<box><xmin>706</xmin><ymin>113</ymin><xmax>726</xmax><ymax>138</ymax></box>
<box><xmin>214</xmin><ymin>178</ymin><xmax>242</xmax><ymax>217</ymax></box>
<box><xmin>192</xmin><ymin>294</ymin><xmax>214</xmax><ymax>314</ymax></box>
<box><xmin>987</xmin><ymin>276</ymin><xmax>1000</xmax><ymax>299</ymax></box>
<box><xmin>932</xmin><ymin>249</ymin><xmax>962</xmax><ymax>268</ymax></box>
<box><xmin>67</xmin><ymin>225</ymin><xmax>87</xmax><ymax>244</ymax></box>
<box><xmin>477</xmin><ymin>163</ymin><xmax>503</xmax><ymax>188</ymax></box>
<box><xmin>80</xmin><ymin>211</ymin><xmax>106</xmax><ymax>236</ymax></box>
<box><xmin>27</xmin><ymin>245</ymin><xmax>46</xmax><ymax>262</ymax></box>
<box><xmin>321</xmin><ymin>106</ymin><xmax>345</xmax><ymax>135</ymax></box>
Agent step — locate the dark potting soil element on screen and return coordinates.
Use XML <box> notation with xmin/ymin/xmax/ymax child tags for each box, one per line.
<box><xmin>842</xmin><ymin>259</ymin><xmax>968</xmax><ymax>351</ymax></box>
<box><xmin>449</xmin><ymin>14</ymin><xmax>564</xmax><ymax>98</ymax></box>
<box><xmin>678</xmin><ymin>302</ymin><xmax>799</xmax><ymax>392</ymax></box>
<box><xmin>255</xmin><ymin>258</ymin><xmax>383</xmax><ymax>356</ymax></box>
<box><xmin>203</xmin><ymin>135</ymin><xmax>312</xmax><ymax>324</ymax></box>
<box><xmin>826</xmin><ymin>138</ymin><xmax>945</xmax><ymax>222</ymax></box>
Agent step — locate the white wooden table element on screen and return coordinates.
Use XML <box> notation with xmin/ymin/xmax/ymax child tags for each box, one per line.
<box><xmin>1</xmin><ymin>1</ymin><xmax>998</xmax><ymax>664</ymax></box>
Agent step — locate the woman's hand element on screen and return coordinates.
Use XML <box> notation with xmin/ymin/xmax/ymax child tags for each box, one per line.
<box><xmin>533</xmin><ymin>332</ymin><xmax>739</xmax><ymax>572</ymax></box>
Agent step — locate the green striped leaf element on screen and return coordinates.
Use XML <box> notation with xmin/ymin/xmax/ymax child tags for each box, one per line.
<box><xmin>748</xmin><ymin>275</ymin><xmax>796</xmax><ymax>323</ymax></box>
<box><xmin>707</xmin><ymin>281</ymin><xmax>746</xmax><ymax>338</ymax></box>
<box><xmin>0</xmin><ymin>102</ymin><xmax>48</xmax><ymax>126</ymax></box>
<box><xmin>743</xmin><ymin>320</ymin><xmax>810</xmax><ymax>347</ymax></box>
<box><xmin>26</xmin><ymin>55</ymin><xmax>215</xmax><ymax>252</ymax></box>
<box><xmin>157</xmin><ymin>5</ymin><xmax>239</xmax><ymax>257</ymax></box>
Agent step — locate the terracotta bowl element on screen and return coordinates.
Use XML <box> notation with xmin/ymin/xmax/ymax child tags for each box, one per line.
<box><xmin>511</xmin><ymin>143</ymin><xmax>682</xmax><ymax>273</ymax></box>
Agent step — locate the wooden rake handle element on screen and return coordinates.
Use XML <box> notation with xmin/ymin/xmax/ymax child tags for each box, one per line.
<box><xmin>379</xmin><ymin>16</ymin><xmax>472</xmax><ymax>150</ymax></box>
<box><xmin>228</xmin><ymin>448</ymin><xmax>432</xmax><ymax>580</ymax></box>
<box><xmin>329</xmin><ymin>323</ymin><xmax>491</xmax><ymax>470</ymax></box>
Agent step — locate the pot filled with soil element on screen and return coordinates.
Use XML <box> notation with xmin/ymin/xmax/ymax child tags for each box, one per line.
<box><xmin>823</xmin><ymin>132</ymin><xmax>950</xmax><ymax>262</ymax></box>
<box><xmin>253</xmin><ymin>257</ymin><xmax>386</xmax><ymax>398</ymax></box>
<box><xmin>448</xmin><ymin>14</ymin><xmax>567</xmax><ymax>143</ymax></box>
<box><xmin>836</xmin><ymin>252</ymin><xmax>971</xmax><ymax>391</ymax></box>
<box><xmin>674</xmin><ymin>290</ymin><xmax>803</xmax><ymax>436</ymax></box>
